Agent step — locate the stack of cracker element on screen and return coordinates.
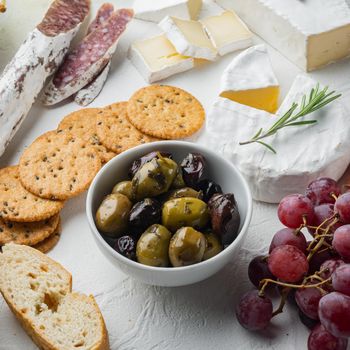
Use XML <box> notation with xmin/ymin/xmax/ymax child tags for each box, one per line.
<box><xmin>0</xmin><ymin>85</ymin><xmax>205</xmax><ymax>252</ymax></box>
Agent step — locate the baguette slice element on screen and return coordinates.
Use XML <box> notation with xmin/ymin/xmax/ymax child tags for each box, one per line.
<box><xmin>0</xmin><ymin>244</ymin><xmax>109</xmax><ymax>350</ymax></box>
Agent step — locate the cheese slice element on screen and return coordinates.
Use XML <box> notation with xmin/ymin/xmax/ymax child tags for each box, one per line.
<box><xmin>133</xmin><ymin>0</ymin><xmax>202</xmax><ymax>23</ymax></box>
<box><xmin>215</xmin><ymin>0</ymin><xmax>350</xmax><ymax>71</ymax></box>
<box><xmin>159</xmin><ymin>16</ymin><xmax>217</xmax><ymax>61</ymax></box>
<box><xmin>128</xmin><ymin>34</ymin><xmax>194</xmax><ymax>83</ymax></box>
<box><xmin>219</xmin><ymin>45</ymin><xmax>279</xmax><ymax>113</ymax></box>
<box><xmin>200</xmin><ymin>11</ymin><xmax>253</xmax><ymax>56</ymax></box>
<box><xmin>199</xmin><ymin>75</ymin><xmax>350</xmax><ymax>203</ymax></box>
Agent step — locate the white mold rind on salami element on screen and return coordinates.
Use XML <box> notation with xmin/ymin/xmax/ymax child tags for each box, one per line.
<box><xmin>42</xmin><ymin>9</ymin><xmax>134</xmax><ymax>106</ymax></box>
<box><xmin>74</xmin><ymin>61</ymin><xmax>111</xmax><ymax>106</ymax></box>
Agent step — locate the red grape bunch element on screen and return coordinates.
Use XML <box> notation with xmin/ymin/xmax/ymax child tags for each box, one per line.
<box><xmin>236</xmin><ymin>178</ymin><xmax>350</xmax><ymax>350</ymax></box>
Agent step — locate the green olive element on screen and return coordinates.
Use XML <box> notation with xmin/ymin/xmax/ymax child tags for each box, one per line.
<box><xmin>95</xmin><ymin>193</ymin><xmax>132</xmax><ymax>237</ymax></box>
<box><xmin>112</xmin><ymin>181</ymin><xmax>133</xmax><ymax>200</ymax></box>
<box><xmin>162</xmin><ymin>197</ymin><xmax>209</xmax><ymax>232</ymax></box>
<box><xmin>132</xmin><ymin>155</ymin><xmax>178</xmax><ymax>201</ymax></box>
<box><xmin>168</xmin><ymin>187</ymin><xmax>203</xmax><ymax>200</ymax></box>
<box><xmin>203</xmin><ymin>233</ymin><xmax>223</xmax><ymax>261</ymax></box>
<box><xmin>169</xmin><ymin>227</ymin><xmax>206</xmax><ymax>267</ymax></box>
<box><xmin>136</xmin><ymin>224</ymin><xmax>172</xmax><ymax>267</ymax></box>
<box><xmin>171</xmin><ymin>167</ymin><xmax>186</xmax><ymax>189</ymax></box>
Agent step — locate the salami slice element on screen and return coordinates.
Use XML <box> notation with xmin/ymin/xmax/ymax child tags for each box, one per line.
<box><xmin>0</xmin><ymin>0</ymin><xmax>90</xmax><ymax>157</ymax></box>
<box><xmin>43</xmin><ymin>8</ymin><xmax>134</xmax><ymax>106</ymax></box>
<box><xmin>74</xmin><ymin>3</ymin><xmax>114</xmax><ymax>106</ymax></box>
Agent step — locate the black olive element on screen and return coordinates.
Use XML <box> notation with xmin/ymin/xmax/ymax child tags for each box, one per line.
<box><xmin>180</xmin><ymin>153</ymin><xmax>205</xmax><ymax>187</ymax></box>
<box><xmin>196</xmin><ymin>179</ymin><xmax>223</xmax><ymax>202</ymax></box>
<box><xmin>129</xmin><ymin>198</ymin><xmax>161</xmax><ymax>233</ymax></box>
<box><xmin>208</xmin><ymin>193</ymin><xmax>240</xmax><ymax>246</ymax></box>
<box><xmin>128</xmin><ymin>151</ymin><xmax>172</xmax><ymax>179</ymax></box>
<box><xmin>114</xmin><ymin>235</ymin><xmax>136</xmax><ymax>260</ymax></box>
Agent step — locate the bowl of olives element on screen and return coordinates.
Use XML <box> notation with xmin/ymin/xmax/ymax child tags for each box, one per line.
<box><xmin>86</xmin><ymin>141</ymin><xmax>252</xmax><ymax>287</ymax></box>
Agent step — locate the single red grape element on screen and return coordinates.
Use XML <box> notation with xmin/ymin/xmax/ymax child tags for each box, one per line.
<box><xmin>306</xmin><ymin>178</ymin><xmax>341</xmax><ymax>206</ymax></box>
<box><xmin>318</xmin><ymin>292</ymin><xmax>350</xmax><ymax>338</ymax></box>
<box><xmin>319</xmin><ymin>259</ymin><xmax>345</xmax><ymax>280</ymax></box>
<box><xmin>332</xmin><ymin>225</ymin><xmax>350</xmax><ymax>261</ymax></box>
<box><xmin>248</xmin><ymin>256</ymin><xmax>274</xmax><ymax>288</ymax></box>
<box><xmin>235</xmin><ymin>290</ymin><xmax>273</xmax><ymax>331</ymax></box>
<box><xmin>295</xmin><ymin>281</ymin><xmax>324</xmax><ymax>320</ymax></box>
<box><xmin>332</xmin><ymin>264</ymin><xmax>350</xmax><ymax>296</ymax></box>
<box><xmin>278</xmin><ymin>194</ymin><xmax>315</xmax><ymax>229</ymax></box>
<box><xmin>308</xmin><ymin>323</ymin><xmax>348</xmax><ymax>350</ymax></box>
<box><xmin>335</xmin><ymin>193</ymin><xmax>350</xmax><ymax>223</ymax></box>
<box><xmin>268</xmin><ymin>245</ymin><xmax>309</xmax><ymax>283</ymax></box>
<box><xmin>269</xmin><ymin>228</ymin><xmax>307</xmax><ymax>253</ymax></box>
<box><xmin>308</xmin><ymin>204</ymin><xmax>340</xmax><ymax>236</ymax></box>
<box><xmin>299</xmin><ymin>310</ymin><xmax>319</xmax><ymax>330</ymax></box>
<box><xmin>309</xmin><ymin>248</ymin><xmax>339</xmax><ymax>275</ymax></box>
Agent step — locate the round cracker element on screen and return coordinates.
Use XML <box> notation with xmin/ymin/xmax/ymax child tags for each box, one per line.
<box><xmin>19</xmin><ymin>131</ymin><xmax>102</xmax><ymax>201</ymax></box>
<box><xmin>0</xmin><ymin>166</ymin><xmax>63</xmax><ymax>223</ymax></box>
<box><xmin>32</xmin><ymin>219</ymin><xmax>61</xmax><ymax>254</ymax></box>
<box><xmin>0</xmin><ymin>214</ymin><xmax>60</xmax><ymax>245</ymax></box>
<box><xmin>127</xmin><ymin>85</ymin><xmax>205</xmax><ymax>139</ymax></box>
<box><xmin>57</xmin><ymin>108</ymin><xmax>116</xmax><ymax>163</ymax></box>
<box><xmin>96</xmin><ymin>102</ymin><xmax>159</xmax><ymax>154</ymax></box>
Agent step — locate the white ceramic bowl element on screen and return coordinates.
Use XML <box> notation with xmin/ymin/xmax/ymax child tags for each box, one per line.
<box><xmin>86</xmin><ymin>141</ymin><xmax>252</xmax><ymax>287</ymax></box>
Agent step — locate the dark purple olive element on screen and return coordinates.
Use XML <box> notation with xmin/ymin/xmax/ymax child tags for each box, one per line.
<box><xmin>180</xmin><ymin>153</ymin><xmax>205</xmax><ymax>187</ymax></box>
<box><xmin>129</xmin><ymin>198</ymin><xmax>161</xmax><ymax>233</ymax></box>
<box><xmin>196</xmin><ymin>179</ymin><xmax>223</xmax><ymax>202</ymax></box>
<box><xmin>114</xmin><ymin>235</ymin><xmax>136</xmax><ymax>260</ymax></box>
<box><xmin>208</xmin><ymin>193</ymin><xmax>240</xmax><ymax>246</ymax></box>
<box><xmin>128</xmin><ymin>151</ymin><xmax>172</xmax><ymax>179</ymax></box>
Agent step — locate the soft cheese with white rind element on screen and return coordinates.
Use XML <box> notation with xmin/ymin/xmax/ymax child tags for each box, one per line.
<box><xmin>134</xmin><ymin>0</ymin><xmax>202</xmax><ymax>23</ymax></box>
<box><xmin>159</xmin><ymin>16</ymin><xmax>217</xmax><ymax>61</ymax></box>
<box><xmin>215</xmin><ymin>0</ymin><xmax>350</xmax><ymax>71</ymax></box>
<box><xmin>219</xmin><ymin>44</ymin><xmax>279</xmax><ymax>113</ymax></box>
<box><xmin>128</xmin><ymin>34</ymin><xmax>194</xmax><ymax>83</ymax></box>
<box><xmin>200</xmin><ymin>75</ymin><xmax>350</xmax><ymax>203</ymax></box>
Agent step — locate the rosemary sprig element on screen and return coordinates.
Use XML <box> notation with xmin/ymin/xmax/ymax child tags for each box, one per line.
<box><xmin>239</xmin><ymin>84</ymin><xmax>341</xmax><ymax>153</ymax></box>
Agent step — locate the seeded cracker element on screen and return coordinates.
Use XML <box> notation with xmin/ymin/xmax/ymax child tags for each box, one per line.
<box><xmin>32</xmin><ymin>218</ymin><xmax>62</xmax><ymax>253</ymax></box>
<box><xmin>0</xmin><ymin>214</ymin><xmax>60</xmax><ymax>246</ymax></box>
<box><xmin>0</xmin><ymin>166</ymin><xmax>63</xmax><ymax>222</ymax></box>
<box><xmin>96</xmin><ymin>101</ymin><xmax>159</xmax><ymax>154</ymax></box>
<box><xmin>19</xmin><ymin>131</ymin><xmax>101</xmax><ymax>201</ymax></box>
<box><xmin>57</xmin><ymin>108</ymin><xmax>116</xmax><ymax>163</ymax></box>
<box><xmin>127</xmin><ymin>85</ymin><xmax>205</xmax><ymax>139</ymax></box>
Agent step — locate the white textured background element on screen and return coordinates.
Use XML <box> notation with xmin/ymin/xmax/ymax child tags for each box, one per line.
<box><xmin>1</xmin><ymin>1</ymin><xmax>350</xmax><ymax>349</ymax></box>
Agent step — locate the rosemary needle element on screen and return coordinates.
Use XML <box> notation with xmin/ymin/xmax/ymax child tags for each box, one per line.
<box><xmin>239</xmin><ymin>84</ymin><xmax>341</xmax><ymax>154</ymax></box>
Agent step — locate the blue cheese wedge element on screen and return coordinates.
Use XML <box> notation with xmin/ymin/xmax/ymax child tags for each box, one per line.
<box><xmin>200</xmin><ymin>75</ymin><xmax>350</xmax><ymax>203</ymax></box>
<box><xmin>159</xmin><ymin>16</ymin><xmax>217</xmax><ymax>61</ymax></box>
<box><xmin>128</xmin><ymin>34</ymin><xmax>194</xmax><ymax>83</ymax></box>
<box><xmin>200</xmin><ymin>10</ymin><xmax>253</xmax><ymax>56</ymax></box>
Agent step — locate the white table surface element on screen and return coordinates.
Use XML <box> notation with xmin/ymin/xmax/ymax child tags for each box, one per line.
<box><xmin>1</xmin><ymin>1</ymin><xmax>350</xmax><ymax>349</ymax></box>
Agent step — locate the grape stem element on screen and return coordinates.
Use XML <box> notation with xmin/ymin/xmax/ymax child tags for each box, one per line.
<box><xmin>272</xmin><ymin>287</ymin><xmax>290</xmax><ymax>317</ymax></box>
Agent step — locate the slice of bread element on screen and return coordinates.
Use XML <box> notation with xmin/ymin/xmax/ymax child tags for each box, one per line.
<box><xmin>0</xmin><ymin>244</ymin><xmax>109</xmax><ymax>350</ymax></box>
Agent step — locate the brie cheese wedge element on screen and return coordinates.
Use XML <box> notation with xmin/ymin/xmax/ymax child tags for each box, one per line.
<box><xmin>133</xmin><ymin>0</ymin><xmax>202</xmax><ymax>23</ymax></box>
<box><xmin>200</xmin><ymin>11</ymin><xmax>253</xmax><ymax>56</ymax></box>
<box><xmin>128</xmin><ymin>34</ymin><xmax>194</xmax><ymax>83</ymax></box>
<box><xmin>199</xmin><ymin>75</ymin><xmax>350</xmax><ymax>203</ymax></box>
<box><xmin>219</xmin><ymin>44</ymin><xmax>280</xmax><ymax>113</ymax></box>
<box><xmin>159</xmin><ymin>16</ymin><xmax>217</xmax><ymax>61</ymax></box>
<box><xmin>215</xmin><ymin>0</ymin><xmax>350</xmax><ymax>71</ymax></box>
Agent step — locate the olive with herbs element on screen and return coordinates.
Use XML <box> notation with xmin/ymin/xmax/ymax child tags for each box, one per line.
<box><xmin>203</xmin><ymin>232</ymin><xmax>223</xmax><ymax>260</ymax></box>
<box><xmin>162</xmin><ymin>197</ymin><xmax>209</xmax><ymax>232</ymax></box>
<box><xmin>181</xmin><ymin>153</ymin><xmax>205</xmax><ymax>187</ymax></box>
<box><xmin>196</xmin><ymin>179</ymin><xmax>223</xmax><ymax>202</ymax></box>
<box><xmin>171</xmin><ymin>167</ymin><xmax>186</xmax><ymax>189</ymax></box>
<box><xmin>114</xmin><ymin>235</ymin><xmax>136</xmax><ymax>260</ymax></box>
<box><xmin>208</xmin><ymin>193</ymin><xmax>240</xmax><ymax>246</ymax></box>
<box><xmin>168</xmin><ymin>187</ymin><xmax>203</xmax><ymax>200</ymax></box>
<box><xmin>132</xmin><ymin>155</ymin><xmax>178</xmax><ymax>201</ymax></box>
<box><xmin>112</xmin><ymin>181</ymin><xmax>133</xmax><ymax>200</ymax></box>
<box><xmin>128</xmin><ymin>151</ymin><xmax>172</xmax><ymax>178</ymax></box>
<box><xmin>136</xmin><ymin>224</ymin><xmax>172</xmax><ymax>267</ymax></box>
<box><xmin>95</xmin><ymin>193</ymin><xmax>132</xmax><ymax>237</ymax></box>
<box><xmin>129</xmin><ymin>198</ymin><xmax>161</xmax><ymax>232</ymax></box>
<box><xmin>169</xmin><ymin>227</ymin><xmax>206</xmax><ymax>267</ymax></box>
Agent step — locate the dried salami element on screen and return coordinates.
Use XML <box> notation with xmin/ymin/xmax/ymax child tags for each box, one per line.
<box><xmin>87</xmin><ymin>3</ymin><xmax>114</xmax><ymax>35</ymax></box>
<box><xmin>0</xmin><ymin>0</ymin><xmax>90</xmax><ymax>157</ymax></box>
<box><xmin>43</xmin><ymin>8</ymin><xmax>134</xmax><ymax>106</ymax></box>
